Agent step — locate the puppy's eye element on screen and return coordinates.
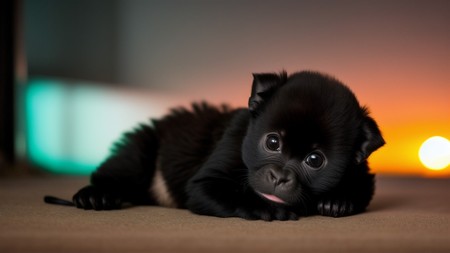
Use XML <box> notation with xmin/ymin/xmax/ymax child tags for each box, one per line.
<box><xmin>305</xmin><ymin>152</ymin><xmax>325</xmax><ymax>169</ymax></box>
<box><xmin>265</xmin><ymin>134</ymin><xmax>281</xmax><ymax>152</ymax></box>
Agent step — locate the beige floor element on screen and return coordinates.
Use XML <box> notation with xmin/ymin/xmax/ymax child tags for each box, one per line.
<box><xmin>1</xmin><ymin>175</ymin><xmax>449</xmax><ymax>253</ymax></box>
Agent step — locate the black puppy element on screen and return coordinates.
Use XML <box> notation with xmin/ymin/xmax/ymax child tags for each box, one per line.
<box><xmin>66</xmin><ymin>71</ymin><xmax>384</xmax><ymax>221</ymax></box>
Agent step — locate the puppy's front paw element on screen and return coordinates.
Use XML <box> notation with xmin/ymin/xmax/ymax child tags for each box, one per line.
<box><xmin>73</xmin><ymin>185</ymin><xmax>122</xmax><ymax>211</ymax></box>
<box><xmin>235</xmin><ymin>206</ymin><xmax>299</xmax><ymax>221</ymax></box>
<box><xmin>317</xmin><ymin>199</ymin><xmax>354</xmax><ymax>217</ymax></box>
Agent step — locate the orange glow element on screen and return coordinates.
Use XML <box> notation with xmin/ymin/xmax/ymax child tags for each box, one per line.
<box><xmin>329</xmin><ymin>68</ymin><xmax>450</xmax><ymax>178</ymax></box>
<box><xmin>369</xmin><ymin>121</ymin><xmax>450</xmax><ymax>178</ymax></box>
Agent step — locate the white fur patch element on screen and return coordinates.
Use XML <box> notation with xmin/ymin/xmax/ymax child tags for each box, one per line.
<box><xmin>150</xmin><ymin>167</ymin><xmax>177</xmax><ymax>208</ymax></box>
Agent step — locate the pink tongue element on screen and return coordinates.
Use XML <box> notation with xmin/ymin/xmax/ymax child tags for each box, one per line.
<box><xmin>260</xmin><ymin>192</ymin><xmax>286</xmax><ymax>204</ymax></box>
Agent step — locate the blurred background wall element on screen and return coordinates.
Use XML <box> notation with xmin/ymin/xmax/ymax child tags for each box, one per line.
<box><xmin>21</xmin><ymin>0</ymin><xmax>450</xmax><ymax>176</ymax></box>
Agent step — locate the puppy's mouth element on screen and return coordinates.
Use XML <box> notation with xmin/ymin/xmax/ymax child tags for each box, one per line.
<box><xmin>257</xmin><ymin>192</ymin><xmax>287</xmax><ymax>204</ymax></box>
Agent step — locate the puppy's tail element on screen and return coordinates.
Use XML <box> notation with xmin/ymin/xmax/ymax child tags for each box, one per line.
<box><xmin>44</xmin><ymin>195</ymin><xmax>75</xmax><ymax>207</ymax></box>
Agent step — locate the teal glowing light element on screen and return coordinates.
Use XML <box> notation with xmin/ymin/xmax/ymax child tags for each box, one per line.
<box><xmin>26</xmin><ymin>79</ymin><xmax>98</xmax><ymax>174</ymax></box>
<box><xmin>25</xmin><ymin>78</ymin><xmax>179</xmax><ymax>175</ymax></box>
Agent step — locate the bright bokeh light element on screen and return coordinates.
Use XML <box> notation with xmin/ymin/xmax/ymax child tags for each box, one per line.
<box><xmin>418</xmin><ymin>136</ymin><xmax>450</xmax><ymax>171</ymax></box>
<box><xmin>25</xmin><ymin>78</ymin><xmax>190</xmax><ymax>175</ymax></box>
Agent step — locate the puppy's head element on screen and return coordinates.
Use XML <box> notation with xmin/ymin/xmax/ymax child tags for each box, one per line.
<box><xmin>242</xmin><ymin>71</ymin><xmax>385</xmax><ymax>207</ymax></box>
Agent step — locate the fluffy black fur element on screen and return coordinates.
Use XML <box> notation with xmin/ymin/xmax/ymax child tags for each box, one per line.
<box><xmin>70</xmin><ymin>71</ymin><xmax>385</xmax><ymax>221</ymax></box>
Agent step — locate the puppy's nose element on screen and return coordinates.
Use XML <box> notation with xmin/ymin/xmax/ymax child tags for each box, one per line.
<box><xmin>267</xmin><ymin>168</ymin><xmax>293</xmax><ymax>188</ymax></box>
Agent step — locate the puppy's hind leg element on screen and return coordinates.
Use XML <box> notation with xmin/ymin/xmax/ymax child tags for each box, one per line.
<box><xmin>73</xmin><ymin>124</ymin><xmax>159</xmax><ymax>210</ymax></box>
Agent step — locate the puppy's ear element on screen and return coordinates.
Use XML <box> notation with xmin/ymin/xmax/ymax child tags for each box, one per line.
<box><xmin>248</xmin><ymin>71</ymin><xmax>287</xmax><ymax>115</ymax></box>
<box><xmin>355</xmin><ymin>115</ymin><xmax>386</xmax><ymax>164</ymax></box>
